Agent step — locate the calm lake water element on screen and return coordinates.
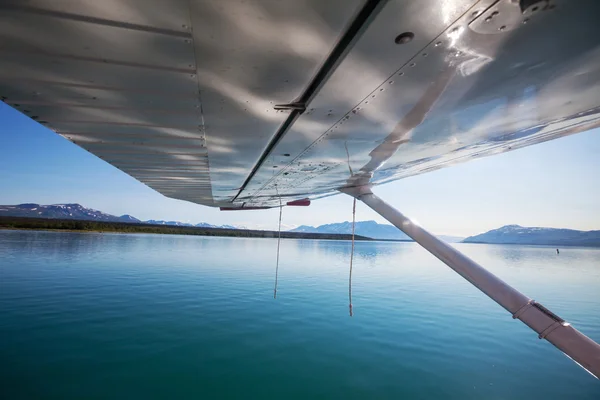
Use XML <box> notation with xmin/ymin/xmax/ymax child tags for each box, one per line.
<box><xmin>1</xmin><ymin>230</ymin><xmax>599</xmax><ymax>399</ymax></box>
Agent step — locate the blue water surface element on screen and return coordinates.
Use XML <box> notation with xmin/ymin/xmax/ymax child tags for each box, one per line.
<box><xmin>1</xmin><ymin>230</ymin><xmax>599</xmax><ymax>399</ymax></box>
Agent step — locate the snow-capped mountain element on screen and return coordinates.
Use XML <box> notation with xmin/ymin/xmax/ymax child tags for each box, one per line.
<box><xmin>463</xmin><ymin>225</ymin><xmax>600</xmax><ymax>246</ymax></box>
<box><xmin>195</xmin><ymin>222</ymin><xmax>239</xmax><ymax>229</ymax></box>
<box><xmin>145</xmin><ymin>220</ymin><xmax>194</xmax><ymax>227</ymax></box>
<box><xmin>0</xmin><ymin>203</ymin><xmax>241</xmax><ymax>229</ymax></box>
<box><xmin>119</xmin><ymin>215</ymin><xmax>141</xmax><ymax>223</ymax></box>
<box><xmin>195</xmin><ymin>222</ymin><xmax>217</xmax><ymax>228</ymax></box>
<box><xmin>0</xmin><ymin>203</ymin><xmax>131</xmax><ymax>223</ymax></box>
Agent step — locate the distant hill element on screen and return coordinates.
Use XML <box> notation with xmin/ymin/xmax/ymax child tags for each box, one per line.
<box><xmin>291</xmin><ymin>221</ymin><xmax>463</xmax><ymax>242</ymax></box>
<box><xmin>291</xmin><ymin>220</ymin><xmax>411</xmax><ymax>240</ymax></box>
<box><xmin>462</xmin><ymin>225</ymin><xmax>600</xmax><ymax>247</ymax></box>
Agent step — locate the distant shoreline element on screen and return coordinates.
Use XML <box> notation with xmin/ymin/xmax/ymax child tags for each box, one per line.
<box><xmin>0</xmin><ymin>216</ymin><xmax>375</xmax><ymax>241</ymax></box>
<box><xmin>461</xmin><ymin>240</ymin><xmax>600</xmax><ymax>248</ymax></box>
<box><xmin>2</xmin><ymin>219</ymin><xmax>598</xmax><ymax>247</ymax></box>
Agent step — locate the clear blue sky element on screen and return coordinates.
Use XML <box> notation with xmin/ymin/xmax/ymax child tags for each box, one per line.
<box><xmin>1</xmin><ymin>102</ymin><xmax>598</xmax><ymax>236</ymax></box>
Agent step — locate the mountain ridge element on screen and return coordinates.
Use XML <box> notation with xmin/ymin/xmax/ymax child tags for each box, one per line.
<box><xmin>462</xmin><ymin>224</ymin><xmax>600</xmax><ymax>247</ymax></box>
<box><xmin>0</xmin><ymin>203</ymin><xmax>129</xmax><ymax>223</ymax></box>
<box><xmin>3</xmin><ymin>204</ymin><xmax>596</xmax><ymax>246</ymax></box>
<box><xmin>290</xmin><ymin>220</ymin><xmax>410</xmax><ymax>240</ymax></box>
<box><xmin>0</xmin><ymin>203</ymin><xmax>239</xmax><ymax>229</ymax></box>
<box><xmin>290</xmin><ymin>220</ymin><xmax>464</xmax><ymax>242</ymax></box>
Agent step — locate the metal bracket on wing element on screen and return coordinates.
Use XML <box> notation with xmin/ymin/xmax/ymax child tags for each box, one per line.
<box><xmin>469</xmin><ymin>0</ymin><xmax>553</xmax><ymax>34</ymax></box>
<box><xmin>273</xmin><ymin>102</ymin><xmax>307</xmax><ymax>114</ymax></box>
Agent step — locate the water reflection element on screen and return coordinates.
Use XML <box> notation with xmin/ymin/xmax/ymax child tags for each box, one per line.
<box><xmin>308</xmin><ymin>239</ymin><xmax>408</xmax><ymax>258</ymax></box>
<box><xmin>1</xmin><ymin>231</ymin><xmax>599</xmax><ymax>399</ymax></box>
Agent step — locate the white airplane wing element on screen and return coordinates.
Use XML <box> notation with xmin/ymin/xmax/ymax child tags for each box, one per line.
<box><xmin>1</xmin><ymin>0</ymin><xmax>599</xmax><ymax>208</ymax></box>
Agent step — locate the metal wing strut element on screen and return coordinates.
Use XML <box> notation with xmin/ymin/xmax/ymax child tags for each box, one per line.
<box><xmin>342</xmin><ymin>186</ymin><xmax>600</xmax><ymax>379</ymax></box>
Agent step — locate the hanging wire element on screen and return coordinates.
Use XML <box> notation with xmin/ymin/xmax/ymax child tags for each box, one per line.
<box><xmin>274</xmin><ymin>187</ymin><xmax>283</xmax><ymax>299</ymax></box>
<box><xmin>345</xmin><ymin>142</ymin><xmax>357</xmax><ymax>317</ymax></box>
<box><xmin>349</xmin><ymin>197</ymin><xmax>356</xmax><ymax>317</ymax></box>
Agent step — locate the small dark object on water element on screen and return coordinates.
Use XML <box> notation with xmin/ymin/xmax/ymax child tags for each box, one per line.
<box><xmin>557</xmin><ymin>249</ymin><xmax>560</xmax><ymax>254</ymax></box>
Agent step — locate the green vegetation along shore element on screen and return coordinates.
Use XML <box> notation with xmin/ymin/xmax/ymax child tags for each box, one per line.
<box><xmin>0</xmin><ymin>216</ymin><xmax>373</xmax><ymax>241</ymax></box>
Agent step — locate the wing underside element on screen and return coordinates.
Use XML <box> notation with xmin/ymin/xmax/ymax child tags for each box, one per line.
<box><xmin>1</xmin><ymin>0</ymin><xmax>599</xmax><ymax>208</ymax></box>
